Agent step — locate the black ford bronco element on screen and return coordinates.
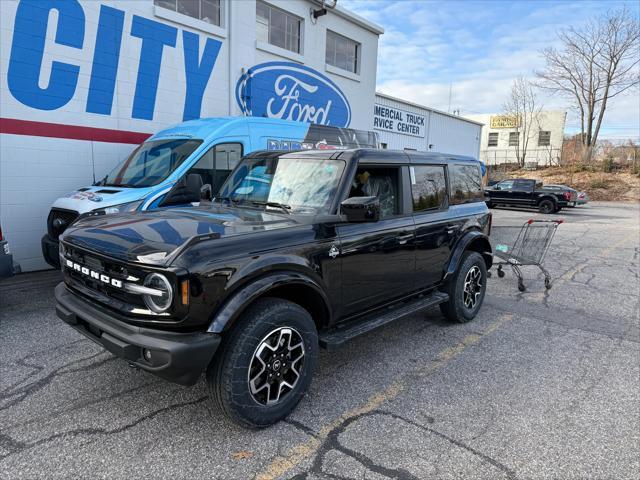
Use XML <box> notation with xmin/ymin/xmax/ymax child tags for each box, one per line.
<box><xmin>55</xmin><ymin>149</ymin><xmax>492</xmax><ymax>427</ymax></box>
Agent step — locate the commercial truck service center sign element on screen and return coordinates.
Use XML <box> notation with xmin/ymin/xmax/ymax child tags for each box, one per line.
<box><xmin>373</xmin><ymin>105</ymin><xmax>425</xmax><ymax>137</ymax></box>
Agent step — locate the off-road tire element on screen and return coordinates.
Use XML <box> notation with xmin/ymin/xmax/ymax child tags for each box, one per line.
<box><xmin>206</xmin><ymin>297</ymin><xmax>318</xmax><ymax>428</ymax></box>
<box><xmin>538</xmin><ymin>199</ymin><xmax>555</xmax><ymax>214</ymax></box>
<box><xmin>440</xmin><ymin>251</ymin><xmax>487</xmax><ymax>323</ymax></box>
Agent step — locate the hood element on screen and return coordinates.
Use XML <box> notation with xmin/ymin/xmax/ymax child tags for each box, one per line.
<box><xmin>51</xmin><ymin>185</ymin><xmax>159</xmax><ymax>214</ymax></box>
<box><xmin>61</xmin><ymin>206</ymin><xmax>298</xmax><ymax>265</ymax></box>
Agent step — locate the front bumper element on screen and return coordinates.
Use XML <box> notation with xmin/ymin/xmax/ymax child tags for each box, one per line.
<box><xmin>0</xmin><ymin>241</ymin><xmax>18</xmax><ymax>279</ymax></box>
<box><xmin>42</xmin><ymin>234</ymin><xmax>60</xmax><ymax>268</ymax></box>
<box><xmin>55</xmin><ymin>283</ymin><xmax>220</xmax><ymax>386</ymax></box>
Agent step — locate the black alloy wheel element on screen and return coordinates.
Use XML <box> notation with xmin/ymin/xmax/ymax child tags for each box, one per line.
<box><xmin>539</xmin><ymin>199</ymin><xmax>555</xmax><ymax>214</ymax></box>
<box><xmin>206</xmin><ymin>297</ymin><xmax>318</xmax><ymax>428</ymax></box>
<box><xmin>440</xmin><ymin>251</ymin><xmax>487</xmax><ymax>323</ymax></box>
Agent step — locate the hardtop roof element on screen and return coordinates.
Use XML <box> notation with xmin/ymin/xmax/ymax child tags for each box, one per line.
<box><xmin>280</xmin><ymin>148</ymin><xmax>480</xmax><ymax>164</ymax></box>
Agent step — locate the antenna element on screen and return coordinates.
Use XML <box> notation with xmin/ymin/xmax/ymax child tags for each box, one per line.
<box><xmin>447</xmin><ymin>83</ymin><xmax>452</xmax><ymax>114</ymax></box>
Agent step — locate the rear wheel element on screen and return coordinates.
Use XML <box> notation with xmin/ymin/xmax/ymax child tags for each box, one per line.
<box><xmin>440</xmin><ymin>251</ymin><xmax>487</xmax><ymax>323</ymax></box>
<box><xmin>206</xmin><ymin>298</ymin><xmax>318</xmax><ymax>428</ymax></box>
<box><xmin>538</xmin><ymin>199</ymin><xmax>555</xmax><ymax>214</ymax></box>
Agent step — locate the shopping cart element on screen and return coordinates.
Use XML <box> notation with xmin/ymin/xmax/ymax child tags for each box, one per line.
<box><xmin>489</xmin><ymin>219</ymin><xmax>563</xmax><ymax>292</ymax></box>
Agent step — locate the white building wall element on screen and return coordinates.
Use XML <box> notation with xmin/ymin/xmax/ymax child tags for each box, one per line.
<box><xmin>0</xmin><ymin>0</ymin><xmax>382</xmax><ymax>271</ymax></box>
<box><xmin>374</xmin><ymin>93</ymin><xmax>482</xmax><ymax>157</ymax></box>
<box><xmin>427</xmin><ymin>111</ymin><xmax>482</xmax><ymax>157</ymax></box>
<box><xmin>465</xmin><ymin>110</ymin><xmax>567</xmax><ymax>166</ymax></box>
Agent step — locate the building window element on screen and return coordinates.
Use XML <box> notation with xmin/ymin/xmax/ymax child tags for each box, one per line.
<box><xmin>154</xmin><ymin>0</ymin><xmax>221</xmax><ymax>26</ymax></box>
<box><xmin>509</xmin><ymin>132</ymin><xmax>519</xmax><ymax>147</ymax></box>
<box><xmin>380</xmin><ymin>142</ymin><xmax>388</xmax><ymax>149</ymax></box>
<box><xmin>538</xmin><ymin>131</ymin><xmax>551</xmax><ymax>146</ymax></box>
<box><xmin>256</xmin><ymin>1</ymin><xmax>301</xmax><ymax>54</ymax></box>
<box><xmin>488</xmin><ymin>132</ymin><xmax>498</xmax><ymax>147</ymax></box>
<box><xmin>326</xmin><ymin>30</ymin><xmax>360</xmax><ymax>74</ymax></box>
<box><xmin>411</xmin><ymin>166</ymin><xmax>446</xmax><ymax>211</ymax></box>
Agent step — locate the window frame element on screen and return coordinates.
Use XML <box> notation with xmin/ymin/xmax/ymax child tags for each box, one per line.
<box><xmin>538</xmin><ymin>130</ymin><xmax>551</xmax><ymax>147</ymax></box>
<box><xmin>325</xmin><ymin>29</ymin><xmax>361</xmax><ymax>75</ymax></box>
<box><xmin>188</xmin><ymin>141</ymin><xmax>244</xmax><ymax>195</ymax></box>
<box><xmin>154</xmin><ymin>0</ymin><xmax>223</xmax><ymax>28</ymax></box>
<box><xmin>487</xmin><ymin>132</ymin><xmax>498</xmax><ymax>147</ymax></box>
<box><xmin>409</xmin><ymin>165</ymin><xmax>449</xmax><ymax>213</ymax></box>
<box><xmin>508</xmin><ymin>132</ymin><xmax>519</xmax><ymax>147</ymax></box>
<box><xmin>256</xmin><ymin>0</ymin><xmax>303</xmax><ymax>55</ymax></box>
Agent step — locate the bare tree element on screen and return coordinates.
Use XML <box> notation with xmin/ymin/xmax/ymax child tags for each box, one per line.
<box><xmin>536</xmin><ymin>6</ymin><xmax>639</xmax><ymax>160</ymax></box>
<box><xmin>503</xmin><ymin>76</ymin><xmax>542</xmax><ymax>166</ymax></box>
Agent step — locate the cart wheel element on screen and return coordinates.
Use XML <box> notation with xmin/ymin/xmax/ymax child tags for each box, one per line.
<box><xmin>544</xmin><ymin>277</ymin><xmax>552</xmax><ymax>290</ymax></box>
<box><xmin>497</xmin><ymin>269</ymin><xmax>505</xmax><ymax>278</ymax></box>
<box><xmin>517</xmin><ymin>280</ymin><xmax>526</xmax><ymax>292</ymax></box>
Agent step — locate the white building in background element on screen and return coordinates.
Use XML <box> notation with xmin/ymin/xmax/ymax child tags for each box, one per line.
<box><xmin>465</xmin><ymin>110</ymin><xmax>567</xmax><ymax>166</ymax></box>
<box><xmin>374</xmin><ymin>93</ymin><xmax>482</xmax><ymax>156</ymax></box>
<box><xmin>1</xmin><ymin>0</ymin><xmax>484</xmax><ymax>271</ymax></box>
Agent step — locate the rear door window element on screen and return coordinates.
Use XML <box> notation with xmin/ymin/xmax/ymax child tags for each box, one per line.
<box><xmin>449</xmin><ymin>163</ymin><xmax>483</xmax><ymax>204</ymax></box>
<box><xmin>410</xmin><ymin>165</ymin><xmax>447</xmax><ymax>211</ymax></box>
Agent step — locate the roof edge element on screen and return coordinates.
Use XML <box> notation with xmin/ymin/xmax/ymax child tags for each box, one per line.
<box><xmin>330</xmin><ymin>4</ymin><xmax>385</xmax><ymax>35</ymax></box>
<box><xmin>375</xmin><ymin>92</ymin><xmax>484</xmax><ymax>126</ymax></box>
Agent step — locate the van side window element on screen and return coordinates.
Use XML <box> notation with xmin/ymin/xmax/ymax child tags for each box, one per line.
<box><xmin>410</xmin><ymin>166</ymin><xmax>447</xmax><ymax>211</ymax></box>
<box><xmin>449</xmin><ymin>164</ymin><xmax>483</xmax><ymax>204</ymax></box>
<box><xmin>189</xmin><ymin>143</ymin><xmax>243</xmax><ymax>195</ymax></box>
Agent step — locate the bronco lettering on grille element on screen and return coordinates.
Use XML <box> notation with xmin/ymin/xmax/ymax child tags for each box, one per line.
<box><xmin>65</xmin><ymin>259</ymin><xmax>122</xmax><ymax>288</ymax></box>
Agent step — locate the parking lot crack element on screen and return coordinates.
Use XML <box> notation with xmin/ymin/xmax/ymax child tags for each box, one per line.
<box><xmin>0</xmin><ymin>354</ymin><xmax>116</xmax><ymax>411</ymax></box>
<box><xmin>375</xmin><ymin>411</ymin><xmax>517</xmax><ymax>480</ymax></box>
<box><xmin>0</xmin><ymin>396</ymin><xmax>207</xmax><ymax>462</ymax></box>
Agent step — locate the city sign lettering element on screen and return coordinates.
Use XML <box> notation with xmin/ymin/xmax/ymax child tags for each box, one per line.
<box><xmin>236</xmin><ymin>62</ymin><xmax>352</xmax><ymax>127</ymax></box>
<box><xmin>373</xmin><ymin>105</ymin><xmax>425</xmax><ymax>137</ymax></box>
<box><xmin>7</xmin><ymin>0</ymin><xmax>222</xmax><ymax>122</ymax></box>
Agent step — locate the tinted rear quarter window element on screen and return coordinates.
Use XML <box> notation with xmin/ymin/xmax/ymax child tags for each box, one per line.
<box><xmin>411</xmin><ymin>165</ymin><xmax>447</xmax><ymax>211</ymax></box>
<box><xmin>449</xmin><ymin>163</ymin><xmax>483</xmax><ymax>204</ymax></box>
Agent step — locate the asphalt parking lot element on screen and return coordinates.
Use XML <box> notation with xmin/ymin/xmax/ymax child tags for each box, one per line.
<box><xmin>1</xmin><ymin>201</ymin><xmax>638</xmax><ymax>480</ymax></box>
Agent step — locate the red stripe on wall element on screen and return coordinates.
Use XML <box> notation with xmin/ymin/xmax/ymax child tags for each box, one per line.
<box><xmin>0</xmin><ymin>118</ymin><xmax>152</xmax><ymax>144</ymax></box>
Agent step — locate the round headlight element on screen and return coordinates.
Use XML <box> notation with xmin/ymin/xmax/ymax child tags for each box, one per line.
<box><xmin>143</xmin><ymin>273</ymin><xmax>173</xmax><ymax>313</ymax></box>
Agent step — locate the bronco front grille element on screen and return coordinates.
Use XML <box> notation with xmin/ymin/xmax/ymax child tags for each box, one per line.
<box><xmin>62</xmin><ymin>243</ymin><xmax>147</xmax><ymax>309</ymax></box>
<box><xmin>47</xmin><ymin>208</ymin><xmax>79</xmax><ymax>239</ymax></box>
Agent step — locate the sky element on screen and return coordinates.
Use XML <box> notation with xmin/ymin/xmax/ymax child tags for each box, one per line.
<box><xmin>342</xmin><ymin>0</ymin><xmax>640</xmax><ymax>141</ymax></box>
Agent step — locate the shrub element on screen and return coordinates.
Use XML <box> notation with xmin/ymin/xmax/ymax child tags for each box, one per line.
<box><xmin>589</xmin><ymin>178</ymin><xmax>609</xmax><ymax>189</ymax></box>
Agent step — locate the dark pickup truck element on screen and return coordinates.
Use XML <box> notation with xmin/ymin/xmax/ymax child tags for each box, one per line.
<box><xmin>55</xmin><ymin>148</ymin><xmax>492</xmax><ymax>427</ymax></box>
<box><xmin>484</xmin><ymin>178</ymin><xmax>574</xmax><ymax>214</ymax></box>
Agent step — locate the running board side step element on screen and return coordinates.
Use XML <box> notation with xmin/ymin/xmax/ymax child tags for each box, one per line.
<box><xmin>319</xmin><ymin>291</ymin><xmax>449</xmax><ymax>350</ymax></box>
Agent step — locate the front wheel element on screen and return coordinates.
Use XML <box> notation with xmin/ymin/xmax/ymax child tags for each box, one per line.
<box><xmin>538</xmin><ymin>199</ymin><xmax>555</xmax><ymax>214</ymax></box>
<box><xmin>206</xmin><ymin>298</ymin><xmax>318</xmax><ymax>428</ymax></box>
<box><xmin>440</xmin><ymin>251</ymin><xmax>487</xmax><ymax>323</ymax></box>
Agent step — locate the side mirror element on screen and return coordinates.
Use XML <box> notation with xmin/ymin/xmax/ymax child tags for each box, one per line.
<box><xmin>200</xmin><ymin>183</ymin><xmax>212</xmax><ymax>201</ymax></box>
<box><xmin>160</xmin><ymin>174</ymin><xmax>203</xmax><ymax>207</ymax></box>
<box><xmin>340</xmin><ymin>196</ymin><xmax>380</xmax><ymax>222</ymax></box>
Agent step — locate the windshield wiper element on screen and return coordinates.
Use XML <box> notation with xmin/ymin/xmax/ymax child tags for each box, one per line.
<box><xmin>213</xmin><ymin>196</ymin><xmax>240</xmax><ymax>206</ymax></box>
<box><xmin>251</xmin><ymin>201</ymin><xmax>292</xmax><ymax>214</ymax></box>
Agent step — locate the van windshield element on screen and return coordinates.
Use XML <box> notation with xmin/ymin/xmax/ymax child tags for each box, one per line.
<box><xmin>102</xmin><ymin>139</ymin><xmax>202</xmax><ymax>188</ymax></box>
<box><xmin>218</xmin><ymin>155</ymin><xmax>346</xmax><ymax>214</ymax></box>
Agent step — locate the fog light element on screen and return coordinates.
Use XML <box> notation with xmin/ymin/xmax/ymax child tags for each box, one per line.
<box><xmin>143</xmin><ymin>349</ymin><xmax>152</xmax><ymax>362</ymax></box>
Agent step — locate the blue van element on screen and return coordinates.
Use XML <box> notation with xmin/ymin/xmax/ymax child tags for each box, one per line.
<box><xmin>41</xmin><ymin>117</ymin><xmax>377</xmax><ymax>267</ymax></box>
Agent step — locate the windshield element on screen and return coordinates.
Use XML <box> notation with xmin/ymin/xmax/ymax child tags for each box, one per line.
<box><xmin>102</xmin><ymin>139</ymin><xmax>202</xmax><ymax>188</ymax></box>
<box><xmin>218</xmin><ymin>156</ymin><xmax>346</xmax><ymax>214</ymax></box>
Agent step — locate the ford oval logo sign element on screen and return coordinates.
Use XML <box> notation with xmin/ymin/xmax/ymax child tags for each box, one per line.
<box><xmin>235</xmin><ymin>62</ymin><xmax>351</xmax><ymax>127</ymax></box>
